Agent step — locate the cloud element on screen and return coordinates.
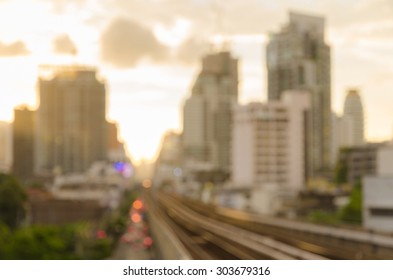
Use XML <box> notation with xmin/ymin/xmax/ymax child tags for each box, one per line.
<box><xmin>176</xmin><ymin>37</ymin><xmax>208</xmax><ymax>65</ymax></box>
<box><xmin>103</xmin><ymin>0</ymin><xmax>393</xmax><ymax>38</ymax></box>
<box><xmin>100</xmin><ymin>17</ymin><xmax>168</xmax><ymax>68</ymax></box>
<box><xmin>0</xmin><ymin>40</ymin><xmax>29</xmax><ymax>57</ymax></box>
<box><xmin>46</xmin><ymin>0</ymin><xmax>87</xmax><ymax>14</ymax></box>
<box><xmin>53</xmin><ymin>34</ymin><xmax>77</xmax><ymax>55</ymax></box>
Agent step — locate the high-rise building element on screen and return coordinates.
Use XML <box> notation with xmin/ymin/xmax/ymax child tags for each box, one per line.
<box><xmin>183</xmin><ymin>51</ymin><xmax>238</xmax><ymax>172</ymax></box>
<box><xmin>12</xmin><ymin>106</ymin><xmax>35</xmax><ymax>179</ymax></box>
<box><xmin>154</xmin><ymin>131</ymin><xmax>182</xmax><ymax>188</ymax></box>
<box><xmin>232</xmin><ymin>90</ymin><xmax>311</xmax><ymax>191</ymax></box>
<box><xmin>331</xmin><ymin>112</ymin><xmax>354</xmax><ymax>165</ymax></box>
<box><xmin>266</xmin><ymin>11</ymin><xmax>331</xmax><ymax>177</ymax></box>
<box><xmin>0</xmin><ymin>121</ymin><xmax>12</xmax><ymax>173</ymax></box>
<box><xmin>343</xmin><ymin>89</ymin><xmax>364</xmax><ymax>145</ymax></box>
<box><xmin>35</xmin><ymin>65</ymin><xmax>107</xmax><ymax>175</ymax></box>
<box><xmin>331</xmin><ymin>89</ymin><xmax>365</xmax><ymax>164</ymax></box>
<box><xmin>107</xmin><ymin>121</ymin><xmax>127</xmax><ymax>162</ymax></box>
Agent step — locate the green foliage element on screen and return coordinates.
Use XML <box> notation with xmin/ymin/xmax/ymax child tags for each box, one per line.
<box><xmin>307</xmin><ymin>210</ymin><xmax>339</xmax><ymax>225</ymax></box>
<box><xmin>87</xmin><ymin>239</ymin><xmax>112</xmax><ymax>260</ymax></box>
<box><xmin>334</xmin><ymin>161</ymin><xmax>348</xmax><ymax>184</ymax></box>
<box><xmin>0</xmin><ymin>223</ymin><xmax>114</xmax><ymax>260</ymax></box>
<box><xmin>0</xmin><ymin>223</ymin><xmax>11</xmax><ymax>257</ymax></box>
<box><xmin>102</xmin><ymin>190</ymin><xmax>136</xmax><ymax>244</ymax></box>
<box><xmin>28</xmin><ymin>181</ymin><xmax>46</xmax><ymax>190</ymax></box>
<box><xmin>0</xmin><ymin>173</ymin><xmax>27</xmax><ymax>228</ymax></box>
<box><xmin>308</xmin><ymin>183</ymin><xmax>363</xmax><ymax>226</ymax></box>
<box><xmin>338</xmin><ymin>183</ymin><xmax>362</xmax><ymax>224</ymax></box>
<box><xmin>0</xmin><ymin>186</ymin><xmax>138</xmax><ymax>260</ymax></box>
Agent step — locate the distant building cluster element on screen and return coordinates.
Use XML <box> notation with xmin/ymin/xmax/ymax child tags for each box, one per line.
<box><xmin>1</xmin><ymin>65</ymin><xmax>131</xmax><ymax>226</ymax></box>
<box><xmin>154</xmin><ymin>11</ymin><xmax>391</xmax><ymax>226</ymax></box>
<box><xmin>156</xmin><ymin>12</ymin><xmax>336</xmax><ymax>215</ymax></box>
<box><xmin>8</xmin><ymin>65</ymin><xmax>129</xmax><ymax>182</ymax></box>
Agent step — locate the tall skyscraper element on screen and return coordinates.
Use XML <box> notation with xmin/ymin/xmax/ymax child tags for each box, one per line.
<box><xmin>12</xmin><ymin>106</ymin><xmax>35</xmax><ymax>179</ymax></box>
<box><xmin>183</xmin><ymin>51</ymin><xmax>238</xmax><ymax>172</ymax></box>
<box><xmin>343</xmin><ymin>89</ymin><xmax>364</xmax><ymax>145</ymax></box>
<box><xmin>35</xmin><ymin>65</ymin><xmax>107</xmax><ymax>175</ymax></box>
<box><xmin>266</xmin><ymin>11</ymin><xmax>331</xmax><ymax>177</ymax></box>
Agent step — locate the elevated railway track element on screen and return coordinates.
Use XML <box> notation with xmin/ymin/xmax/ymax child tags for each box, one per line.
<box><xmin>163</xmin><ymin>192</ymin><xmax>393</xmax><ymax>259</ymax></box>
<box><xmin>147</xmin><ymin>191</ymin><xmax>329</xmax><ymax>259</ymax></box>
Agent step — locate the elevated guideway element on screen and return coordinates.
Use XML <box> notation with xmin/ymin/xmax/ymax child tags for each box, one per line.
<box><xmin>147</xmin><ymin>190</ymin><xmax>393</xmax><ymax>259</ymax></box>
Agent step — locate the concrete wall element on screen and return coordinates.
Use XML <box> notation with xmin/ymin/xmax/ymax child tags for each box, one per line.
<box><xmin>283</xmin><ymin>90</ymin><xmax>310</xmax><ymax>190</ymax></box>
<box><xmin>377</xmin><ymin>146</ymin><xmax>393</xmax><ymax>176</ymax></box>
<box><xmin>363</xmin><ymin>176</ymin><xmax>393</xmax><ymax>232</ymax></box>
<box><xmin>232</xmin><ymin>105</ymin><xmax>254</xmax><ymax>186</ymax></box>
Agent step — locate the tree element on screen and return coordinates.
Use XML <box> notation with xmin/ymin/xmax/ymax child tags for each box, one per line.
<box><xmin>339</xmin><ymin>182</ymin><xmax>362</xmax><ymax>224</ymax></box>
<box><xmin>334</xmin><ymin>161</ymin><xmax>347</xmax><ymax>184</ymax></box>
<box><xmin>0</xmin><ymin>173</ymin><xmax>26</xmax><ymax>228</ymax></box>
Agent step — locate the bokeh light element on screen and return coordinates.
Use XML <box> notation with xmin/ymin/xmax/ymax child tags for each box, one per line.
<box><xmin>143</xmin><ymin>236</ymin><xmax>153</xmax><ymax>247</ymax></box>
<box><xmin>142</xmin><ymin>179</ymin><xmax>152</xmax><ymax>188</ymax></box>
<box><xmin>133</xmin><ymin>199</ymin><xmax>143</xmax><ymax>210</ymax></box>
<box><xmin>131</xmin><ymin>213</ymin><xmax>142</xmax><ymax>223</ymax></box>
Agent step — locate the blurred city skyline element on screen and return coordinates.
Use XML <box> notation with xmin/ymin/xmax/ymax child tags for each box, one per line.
<box><xmin>1</xmin><ymin>0</ymin><xmax>393</xmax><ymax>163</ymax></box>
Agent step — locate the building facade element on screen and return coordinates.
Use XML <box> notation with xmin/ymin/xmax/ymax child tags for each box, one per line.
<box><xmin>107</xmin><ymin>121</ymin><xmax>128</xmax><ymax>163</ymax></box>
<box><xmin>266</xmin><ymin>11</ymin><xmax>331</xmax><ymax>178</ymax></box>
<box><xmin>331</xmin><ymin>112</ymin><xmax>355</xmax><ymax>165</ymax></box>
<box><xmin>35</xmin><ymin>65</ymin><xmax>107</xmax><ymax>175</ymax></box>
<box><xmin>183</xmin><ymin>51</ymin><xmax>238</xmax><ymax>172</ymax></box>
<box><xmin>363</xmin><ymin>145</ymin><xmax>393</xmax><ymax>232</ymax></box>
<box><xmin>0</xmin><ymin>121</ymin><xmax>12</xmax><ymax>173</ymax></box>
<box><xmin>232</xmin><ymin>90</ymin><xmax>311</xmax><ymax>191</ymax></box>
<box><xmin>343</xmin><ymin>89</ymin><xmax>364</xmax><ymax>145</ymax></box>
<box><xmin>12</xmin><ymin>106</ymin><xmax>35</xmax><ymax>180</ymax></box>
<box><xmin>336</xmin><ymin>144</ymin><xmax>383</xmax><ymax>185</ymax></box>
<box><xmin>154</xmin><ymin>131</ymin><xmax>182</xmax><ymax>188</ymax></box>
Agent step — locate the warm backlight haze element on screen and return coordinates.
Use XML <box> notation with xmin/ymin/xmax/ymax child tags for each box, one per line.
<box><xmin>1</xmin><ymin>0</ymin><xmax>393</xmax><ymax>163</ymax></box>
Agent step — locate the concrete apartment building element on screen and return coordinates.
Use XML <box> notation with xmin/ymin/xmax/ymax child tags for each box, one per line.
<box><xmin>336</xmin><ymin>143</ymin><xmax>383</xmax><ymax>185</ymax></box>
<box><xmin>35</xmin><ymin>65</ymin><xmax>108</xmax><ymax>175</ymax></box>
<box><xmin>266</xmin><ymin>12</ymin><xmax>331</xmax><ymax>178</ymax></box>
<box><xmin>231</xmin><ymin>91</ymin><xmax>311</xmax><ymax>214</ymax></box>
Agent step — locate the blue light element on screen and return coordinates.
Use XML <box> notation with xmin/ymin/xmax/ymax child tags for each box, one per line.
<box><xmin>114</xmin><ymin>162</ymin><xmax>125</xmax><ymax>172</ymax></box>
